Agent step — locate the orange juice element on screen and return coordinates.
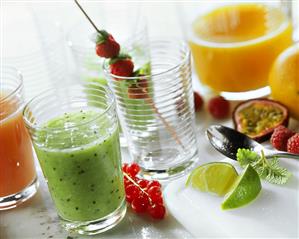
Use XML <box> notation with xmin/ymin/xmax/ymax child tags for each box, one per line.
<box><xmin>189</xmin><ymin>4</ymin><xmax>293</xmax><ymax>92</ymax></box>
<box><xmin>0</xmin><ymin>95</ymin><xmax>36</xmax><ymax>197</ymax></box>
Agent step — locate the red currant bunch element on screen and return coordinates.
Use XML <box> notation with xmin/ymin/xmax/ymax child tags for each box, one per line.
<box><xmin>122</xmin><ymin>163</ymin><xmax>166</xmax><ymax>220</ymax></box>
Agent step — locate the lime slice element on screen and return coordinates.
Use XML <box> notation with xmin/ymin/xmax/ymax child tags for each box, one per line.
<box><xmin>221</xmin><ymin>164</ymin><xmax>262</xmax><ymax>210</ymax></box>
<box><xmin>186</xmin><ymin>162</ymin><xmax>238</xmax><ymax>196</ymax></box>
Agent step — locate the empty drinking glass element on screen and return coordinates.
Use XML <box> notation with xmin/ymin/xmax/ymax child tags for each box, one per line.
<box><xmin>104</xmin><ymin>39</ymin><xmax>199</xmax><ymax>181</ymax></box>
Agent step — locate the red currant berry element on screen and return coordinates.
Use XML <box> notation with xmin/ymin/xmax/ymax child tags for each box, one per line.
<box><xmin>127</xmin><ymin>163</ymin><xmax>140</xmax><ymax>177</ymax></box>
<box><xmin>147</xmin><ymin>180</ymin><xmax>161</xmax><ymax>189</ymax></box>
<box><xmin>122</xmin><ymin>163</ymin><xmax>129</xmax><ymax>173</ymax></box>
<box><xmin>125</xmin><ymin>185</ymin><xmax>140</xmax><ymax>203</ymax></box>
<box><xmin>137</xmin><ymin>179</ymin><xmax>149</xmax><ymax>188</ymax></box>
<box><xmin>124</xmin><ymin>177</ymin><xmax>132</xmax><ymax>187</ymax></box>
<box><xmin>150</xmin><ymin>193</ymin><xmax>163</xmax><ymax>205</ymax></box>
<box><xmin>148</xmin><ymin>203</ymin><xmax>166</xmax><ymax>219</ymax></box>
<box><xmin>131</xmin><ymin>194</ymin><xmax>149</xmax><ymax>213</ymax></box>
<box><xmin>147</xmin><ymin>186</ymin><xmax>162</xmax><ymax>197</ymax></box>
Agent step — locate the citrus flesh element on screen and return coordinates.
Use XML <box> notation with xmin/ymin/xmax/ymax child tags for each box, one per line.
<box><xmin>221</xmin><ymin>165</ymin><xmax>261</xmax><ymax>210</ymax></box>
<box><xmin>189</xmin><ymin>4</ymin><xmax>292</xmax><ymax>92</ymax></box>
<box><xmin>269</xmin><ymin>44</ymin><xmax>299</xmax><ymax>120</ymax></box>
<box><xmin>186</xmin><ymin>162</ymin><xmax>238</xmax><ymax>196</ymax></box>
<box><xmin>192</xmin><ymin>4</ymin><xmax>288</xmax><ymax>43</ymax></box>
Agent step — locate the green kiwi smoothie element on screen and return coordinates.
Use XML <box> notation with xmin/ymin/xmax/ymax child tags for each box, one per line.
<box><xmin>34</xmin><ymin>110</ymin><xmax>125</xmax><ymax>222</ymax></box>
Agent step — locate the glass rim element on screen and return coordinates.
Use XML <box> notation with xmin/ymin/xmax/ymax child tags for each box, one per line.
<box><xmin>102</xmin><ymin>39</ymin><xmax>190</xmax><ymax>80</ymax></box>
<box><xmin>189</xmin><ymin>3</ymin><xmax>291</xmax><ymax>48</ymax></box>
<box><xmin>0</xmin><ymin>65</ymin><xmax>23</xmax><ymax>103</ymax></box>
<box><xmin>23</xmin><ymin>83</ymin><xmax>115</xmax><ymax>132</ymax></box>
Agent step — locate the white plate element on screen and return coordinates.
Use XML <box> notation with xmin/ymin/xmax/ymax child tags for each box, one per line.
<box><xmin>164</xmin><ymin>157</ymin><xmax>299</xmax><ymax>238</ymax></box>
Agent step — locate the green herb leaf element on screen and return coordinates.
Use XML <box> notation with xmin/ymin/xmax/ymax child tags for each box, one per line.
<box><xmin>263</xmin><ymin>157</ymin><xmax>291</xmax><ymax>184</ymax></box>
<box><xmin>236</xmin><ymin>148</ymin><xmax>292</xmax><ymax>185</ymax></box>
<box><xmin>236</xmin><ymin>148</ymin><xmax>260</xmax><ymax>168</ymax></box>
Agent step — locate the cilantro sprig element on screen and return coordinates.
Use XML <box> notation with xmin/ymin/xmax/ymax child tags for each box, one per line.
<box><xmin>236</xmin><ymin>149</ymin><xmax>292</xmax><ymax>185</ymax></box>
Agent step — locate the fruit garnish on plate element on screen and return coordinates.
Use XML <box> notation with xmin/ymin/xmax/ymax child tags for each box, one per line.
<box><xmin>269</xmin><ymin>44</ymin><xmax>299</xmax><ymax>120</ymax></box>
<box><xmin>237</xmin><ymin>148</ymin><xmax>292</xmax><ymax>184</ymax></box>
<box><xmin>233</xmin><ymin>98</ymin><xmax>289</xmax><ymax>142</ymax></box>
<box><xmin>186</xmin><ymin>147</ymin><xmax>292</xmax><ymax>210</ymax></box>
<box><xmin>186</xmin><ymin>162</ymin><xmax>238</xmax><ymax>196</ymax></box>
<box><xmin>221</xmin><ymin>165</ymin><xmax>261</xmax><ymax>210</ymax></box>
<box><xmin>186</xmin><ymin>162</ymin><xmax>261</xmax><ymax>210</ymax></box>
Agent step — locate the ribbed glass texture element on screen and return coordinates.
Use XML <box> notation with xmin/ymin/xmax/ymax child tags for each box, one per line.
<box><xmin>104</xmin><ymin>40</ymin><xmax>199</xmax><ymax>180</ymax></box>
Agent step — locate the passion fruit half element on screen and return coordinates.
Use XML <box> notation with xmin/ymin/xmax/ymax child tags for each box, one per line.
<box><xmin>233</xmin><ymin>98</ymin><xmax>289</xmax><ymax>142</ymax></box>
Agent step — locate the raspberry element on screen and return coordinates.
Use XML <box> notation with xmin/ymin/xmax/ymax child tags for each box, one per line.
<box><xmin>95</xmin><ymin>31</ymin><xmax>120</xmax><ymax>58</ymax></box>
<box><xmin>194</xmin><ymin>91</ymin><xmax>204</xmax><ymax>112</ymax></box>
<box><xmin>110</xmin><ymin>58</ymin><xmax>134</xmax><ymax>77</ymax></box>
<box><xmin>287</xmin><ymin>133</ymin><xmax>299</xmax><ymax>154</ymax></box>
<box><xmin>270</xmin><ymin>126</ymin><xmax>295</xmax><ymax>151</ymax></box>
<box><xmin>208</xmin><ymin>96</ymin><xmax>230</xmax><ymax>119</ymax></box>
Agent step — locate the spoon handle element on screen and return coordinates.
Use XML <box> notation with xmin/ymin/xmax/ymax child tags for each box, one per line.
<box><xmin>267</xmin><ymin>151</ymin><xmax>299</xmax><ymax>160</ymax></box>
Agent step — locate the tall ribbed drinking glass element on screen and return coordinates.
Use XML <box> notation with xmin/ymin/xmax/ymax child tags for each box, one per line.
<box><xmin>104</xmin><ymin>39</ymin><xmax>199</xmax><ymax>181</ymax></box>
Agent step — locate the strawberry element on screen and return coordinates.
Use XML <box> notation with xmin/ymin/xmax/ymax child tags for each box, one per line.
<box><xmin>110</xmin><ymin>54</ymin><xmax>134</xmax><ymax>77</ymax></box>
<box><xmin>208</xmin><ymin>96</ymin><xmax>230</xmax><ymax>119</ymax></box>
<box><xmin>287</xmin><ymin>133</ymin><xmax>299</xmax><ymax>154</ymax></box>
<box><xmin>193</xmin><ymin>91</ymin><xmax>204</xmax><ymax>112</ymax></box>
<box><xmin>95</xmin><ymin>30</ymin><xmax>120</xmax><ymax>58</ymax></box>
<box><xmin>270</xmin><ymin>125</ymin><xmax>295</xmax><ymax>151</ymax></box>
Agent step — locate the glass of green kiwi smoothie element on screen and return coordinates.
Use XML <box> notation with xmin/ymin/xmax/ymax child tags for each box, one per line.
<box><xmin>23</xmin><ymin>82</ymin><xmax>126</xmax><ymax>235</ymax></box>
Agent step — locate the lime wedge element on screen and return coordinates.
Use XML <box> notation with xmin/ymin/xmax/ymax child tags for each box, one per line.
<box><xmin>221</xmin><ymin>164</ymin><xmax>262</xmax><ymax>210</ymax></box>
<box><xmin>186</xmin><ymin>162</ymin><xmax>238</xmax><ymax>196</ymax></box>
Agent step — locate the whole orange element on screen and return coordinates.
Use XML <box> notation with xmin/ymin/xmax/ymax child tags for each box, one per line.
<box><xmin>269</xmin><ymin>44</ymin><xmax>299</xmax><ymax>120</ymax></box>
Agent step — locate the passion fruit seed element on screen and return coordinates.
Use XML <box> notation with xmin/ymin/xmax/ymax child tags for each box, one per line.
<box><xmin>233</xmin><ymin>99</ymin><xmax>289</xmax><ymax>142</ymax></box>
<box><xmin>238</xmin><ymin>105</ymin><xmax>284</xmax><ymax>136</ymax></box>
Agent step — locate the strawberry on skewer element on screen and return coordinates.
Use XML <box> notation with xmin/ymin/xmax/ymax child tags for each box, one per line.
<box><xmin>95</xmin><ymin>30</ymin><xmax>120</xmax><ymax>58</ymax></box>
<box><xmin>74</xmin><ymin>0</ymin><xmax>185</xmax><ymax>150</ymax></box>
<box><xmin>109</xmin><ymin>54</ymin><xmax>134</xmax><ymax>77</ymax></box>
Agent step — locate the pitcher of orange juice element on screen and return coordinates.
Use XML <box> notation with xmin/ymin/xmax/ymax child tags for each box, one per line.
<box><xmin>179</xmin><ymin>1</ymin><xmax>294</xmax><ymax>100</ymax></box>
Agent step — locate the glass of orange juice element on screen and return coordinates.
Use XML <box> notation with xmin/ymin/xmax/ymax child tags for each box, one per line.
<box><xmin>179</xmin><ymin>2</ymin><xmax>293</xmax><ymax>100</ymax></box>
<box><xmin>0</xmin><ymin>66</ymin><xmax>38</xmax><ymax>210</ymax></box>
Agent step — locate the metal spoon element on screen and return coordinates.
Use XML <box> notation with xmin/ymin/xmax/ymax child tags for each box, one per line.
<box><xmin>206</xmin><ymin>125</ymin><xmax>299</xmax><ymax>160</ymax></box>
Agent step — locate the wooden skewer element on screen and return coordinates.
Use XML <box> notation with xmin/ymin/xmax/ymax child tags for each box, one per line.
<box><xmin>144</xmin><ymin>95</ymin><xmax>185</xmax><ymax>150</ymax></box>
<box><xmin>74</xmin><ymin>0</ymin><xmax>101</xmax><ymax>33</ymax></box>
